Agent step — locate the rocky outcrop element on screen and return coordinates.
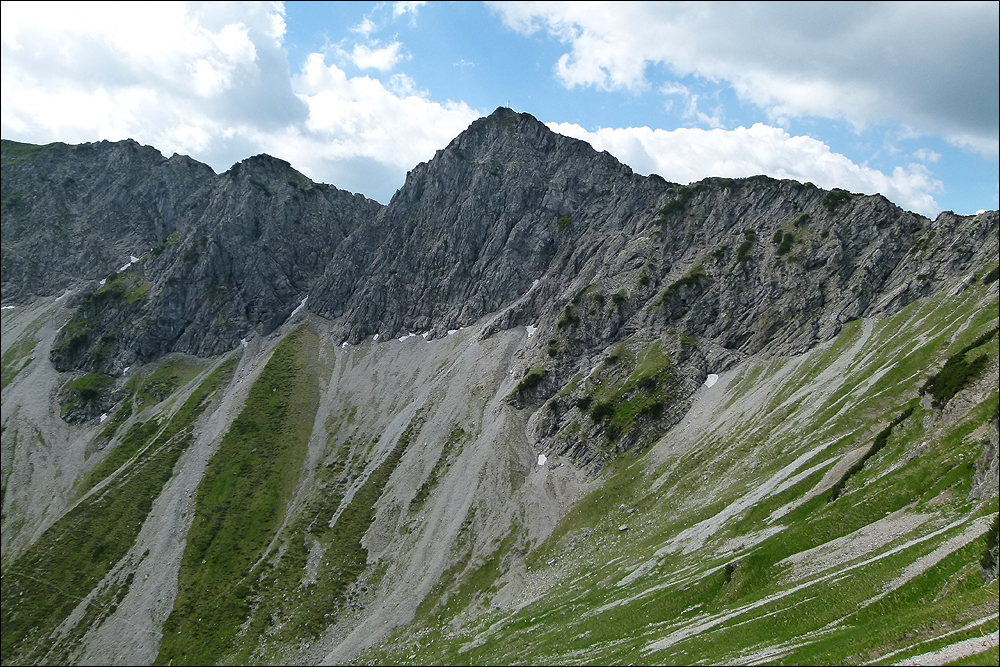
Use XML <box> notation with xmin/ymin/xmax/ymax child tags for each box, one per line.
<box><xmin>25</xmin><ymin>150</ymin><xmax>382</xmax><ymax>373</ymax></box>
<box><xmin>3</xmin><ymin>109</ymin><xmax>997</xmax><ymax>423</ymax></box>
<box><xmin>307</xmin><ymin>109</ymin><xmax>997</xmax><ymax>363</ymax></box>
<box><xmin>1</xmin><ymin>139</ymin><xmax>214</xmax><ymax>302</ymax></box>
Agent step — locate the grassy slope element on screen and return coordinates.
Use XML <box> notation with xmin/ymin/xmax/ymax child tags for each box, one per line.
<box><xmin>155</xmin><ymin>325</ymin><xmax>320</xmax><ymax>666</ymax></box>
<box><xmin>361</xmin><ymin>279</ymin><xmax>999</xmax><ymax>665</ymax></box>
<box><xmin>0</xmin><ymin>358</ymin><xmax>237</xmax><ymax>666</ymax></box>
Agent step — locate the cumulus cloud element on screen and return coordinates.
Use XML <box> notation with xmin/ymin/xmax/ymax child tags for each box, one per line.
<box><xmin>350</xmin><ymin>41</ymin><xmax>407</xmax><ymax>71</ymax></box>
<box><xmin>243</xmin><ymin>52</ymin><xmax>479</xmax><ymax>200</ymax></box>
<box><xmin>491</xmin><ymin>1</ymin><xmax>999</xmax><ymax>156</ymax></box>
<box><xmin>0</xmin><ymin>2</ymin><xmax>479</xmax><ymax>203</ymax></box>
<box><xmin>1</xmin><ymin>2</ymin><xmax>305</xmax><ymax>159</ymax></box>
<box><xmin>548</xmin><ymin>122</ymin><xmax>944</xmax><ymax>217</ymax></box>
<box><xmin>393</xmin><ymin>1</ymin><xmax>427</xmax><ymax>20</ymax></box>
<box><xmin>351</xmin><ymin>16</ymin><xmax>379</xmax><ymax>38</ymax></box>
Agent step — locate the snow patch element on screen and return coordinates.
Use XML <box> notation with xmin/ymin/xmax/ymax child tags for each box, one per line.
<box><xmin>341</xmin><ymin>341</ymin><xmax>350</xmax><ymax>349</ymax></box>
<box><xmin>532</xmin><ymin>279</ymin><xmax>539</xmax><ymax>288</ymax></box>
<box><xmin>99</xmin><ymin>413</ymin><xmax>108</xmax><ymax>424</ymax></box>
<box><xmin>289</xmin><ymin>296</ymin><xmax>308</xmax><ymax>319</ymax></box>
<box><xmin>123</xmin><ymin>366</ymin><xmax>130</xmax><ymax>375</ymax></box>
<box><xmin>537</xmin><ymin>453</ymin><xmax>547</xmax><ymax>466</ymax></box>
<box><xmin>421</xmin><ymin>331</ymin><xmax>431</xmax><ymax>339</ymax></box>
<box><xmin>526</xmin><ymin>325</ymin><xmax>538</xmax><ymax>338</ymax></box>
<box><xmin>116</xmin><ymin>255</ymin><xmax>141</xmax><ymax>273</ymax></box>
<box><xmin>448</xmin><ymin>329</ymin><xmax>459</xmax><ymax>336</ymax></box>
<box><xmin>241</xmin><ymin>338</ymin><xmax>248</xmax><ymax>348</ymax></box>
<box><xmin>373</xmin><ymin>334</ymin><xmax>379</xmax><ymax>342</ymax></box>
<box><xmin>0</xmin><ymin>305</ymin><xmax>15</xmax><ymax>310</ymax></box>
<box><xmin>99</xmin><ymin>279</ymin><xmax>107</xmax><ymax>286</ymax></box>
<box><xmin>704</xmin><ymin>374</ymin><xmax>719</xmax><ymax>388</ymax></box>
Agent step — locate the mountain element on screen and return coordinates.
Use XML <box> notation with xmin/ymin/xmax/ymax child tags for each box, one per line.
<box><xmin>1</xmin><ymin>109</ymin><xmax>997</xmax><ymax>666</ymax></box>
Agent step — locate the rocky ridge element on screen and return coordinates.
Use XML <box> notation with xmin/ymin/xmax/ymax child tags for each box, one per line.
<box><xmin>7</xmin><ymin>109</ymin><xmax>996</xmax><ymax>429</ymax></box>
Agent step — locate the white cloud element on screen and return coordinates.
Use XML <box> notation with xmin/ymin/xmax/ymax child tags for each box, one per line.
<box><xmin>350</xmin><ymin>41</ymin><xmax>406</xmax><ymax>71</ymax></box>
<box><xmin>0</xmin><ymin>2</ymin><xmax>481</xmax><ymax>203</ymax></box>
<box><xmin>913</xmin><ymin>148</ymin><xmax>941</xmax><ymax>164</ymax></box>
<box><xmin>290</xmin><ymin>54</ymin><xmax>477</xmax><ymax>171</ymax></box>
<box><xmin>491</xmin><ymin>1</ymin><xmax>999</xmax><ymax>156</ymax></box>
<box><xmin>351</xmin><ymin>16</ymin><xmax>378</xmax><ymax>38</ymax></box>
<box><xmin>393</xmin><ymin>1</ymin><xmax>427</xmax><ymax>19</ymax></box>
<box><xmin>547</xmin><ymin>121</ymin><xmax>944</xmax><ymax>217</ymax></box>
<box><xmin>1</xmin><ymin>1</ymin><xmax>305</xmax><ymax>157</ymax></box>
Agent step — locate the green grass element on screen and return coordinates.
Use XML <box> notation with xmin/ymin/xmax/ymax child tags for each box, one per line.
<box><xmin>79</xmin><ymin>417</ymin><xmax>162</xmax><ymax>495</ymax></box>
<box><xmin>224</xmin><ymin>404</ymin><xmax>431</xmax><ymax>662</ymax></box>
<box><xmin>0</xmin><ymin>139</ymin><xmax>43</xmax><ymax>162</ymax></box>
<box><xmin>410</xmin><ymin>426</ymin><xmax>467</xmax><ymax>514</ymax></box>
<box><xmin>135</xmin><ymin>357</ymin><xmax>208</xmax><ymax>409</ymax></box>
<box><xmin>581</xmin><ymin>341</ymin><xmax>677</xmax><ymax>445</ymax></box>
<box><xmin>515</xmin><ymin>366</ymin><xmax>548</xmax><ymax>394</ymax></box>
<box><xmin>0</xmin><ymin>317</ymin><xmax>43</xmax><ymax>391</ymax></box>
<box><xmin>0</xmin><ymin>357</ymin><xmax>236</xmax><ymax>666</ymax></box>
<box><xmin>156</xmin><ymin>327</ymin><xmax>319</xmax><ymax>666</ymax></box>
<box><xmin>358</xmin><ymin>279</ymin><xmax>999</xmax><ymax>667</ymax></box>
<box><xmin>59</xmin><ymin>372</ymin><xmax>114</xmax><ymax>418</ymax></box>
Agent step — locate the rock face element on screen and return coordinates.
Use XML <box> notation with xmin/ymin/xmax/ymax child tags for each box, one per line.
<box><xmin>3</xmin><ymin>141</ymin><xmax>381</xmax><ymax>373</ymax></box>
<box><xmin>4</xmin><ymin>108</ymin><xmax>998</xmax><ymax>433</ymax></box>
<box><xmin>310</xmin><ymin>108</ymin><xmax>995</xmax><ymax>364</ymax></box>
<box><xmin>1</xmin><ymin>139</ymin><xmax>214</xmax><ymax>302</ymax></box>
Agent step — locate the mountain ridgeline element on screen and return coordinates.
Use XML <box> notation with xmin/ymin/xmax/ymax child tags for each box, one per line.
<box><xmin>1</xmin><ymin>108</ymin><xmax>998</xmax><ymax>666</ymax></box>
<box><xmin>3</xmin><ymin>109</ymin><xmax>994</xmax><ymax>419</ymax></box>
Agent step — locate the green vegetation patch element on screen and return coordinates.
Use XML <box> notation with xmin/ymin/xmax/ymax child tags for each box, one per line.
<box><xmin>662</xmin><ymin>263</ymin><xmax>708</xmax><ymax>298</ymax></box>
<box><xmin>557</xmin><ymin>305</ymin><xmax>581</xmax><ymax>329</ymax></box>
<box><xmin>775</xmin><ymin>231</ymin><xmax>796</xmax><ymax>255</ymax></box>
<box><xmin>922</xmin><ymin>326</ymin><xmax>998</xmax><ymax>408</ymax></box>
<box><xmin>0</xmin><ymin>358</ymin><xmax>236</xmax><ymax>665</ymax></box>
<box><xmin>0</xmin><ymin>316</ymin><xmax>43</xmax><ymax>391</ymax></box>
<box><xmin>736</xmin><ymin>228</ymin><xmax>756</xmax><ymax>263</ymax></box>
<box><xmin>822</xmin><ymin>187</ymin><xmax>853</xmax><ymax>213</ymax></box>
<box><xmin>80</xmin><ymin>417</ymin><xmax>161</xmax><ymax>496</ymax></box>
<box><xmin>410</xmin><ymin>426</ymin><xmax>467</xmax><ymax>515</ymax></box>
<box><xmin>156</xmin><ymin>327</ymin><xmax>319</xmax><ymax>666</ymax></box>
<box><xmin>90</xmin><ymin>396</ymin><xmax>134</xmax><ymax>452</ymax></box>
<box><xmin>135</xmin><ymin>357</ymin><xmax>208</xmax><ymax>409</ymax></box>
<box><xmin>982</xmin><ymin>514</ymin><xmax>999</xmax><ymax>575</ymax></box>
<box><xmin>515</xmin><ymin>366</ymin><xmax>548</xmax><ymax>394</ymax></box>
<box><xmin>829</xmin><ymin>406</ymin><xmax>914</xmax><ymax>501</ymax></box>
<box><xmin>657</xmin><ymin>184</ymin><xmax>701</xmax><ymax>220</ymax></box>
<box><xmin>59</xmin><ymin>372</ymin><xmax>114</xmax><ymax>419</ymax></box>
<box><xmin>220</xmin><ymin>405</ymin><xmax>430</xmax><ymax>662</ymax></box>
<box><xmin>582</xmin><ymin>342</ymin><xmax>677</xmax><ymax>443</ymax></box>
<box><xmin>0</xmin><ymin>139</ymin><xmax>43</xmax><ymax>163</ymax></box>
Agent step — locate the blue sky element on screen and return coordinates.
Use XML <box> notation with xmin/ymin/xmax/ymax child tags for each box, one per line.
<box><xmin>2</xmin><ymin>1</ymin><xmax>997</xmax><ymax>217</ymax></box>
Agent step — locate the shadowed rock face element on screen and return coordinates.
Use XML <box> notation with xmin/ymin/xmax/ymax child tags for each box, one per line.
<box><xmin>3</xmin><ymin>107</ymin><xmax>998</xmax><ymax>399</ymax></box>
<box><xmin>3</xmin><ymin>142</ymin><xmax>382</xmax><ymax>372</ymax></box>
<box><xmin>1</xmin><ymin>139</ymin><xmax>215</xmax><ymax>302</ymax></box>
